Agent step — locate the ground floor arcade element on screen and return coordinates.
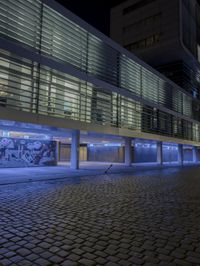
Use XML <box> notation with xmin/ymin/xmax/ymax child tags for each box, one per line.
<box><xmin>0</xmin><ymin>120</ymin><xmax>200</xmax><ymax>169</ymax></box>
<box><xmin>58</xmin><ymin>130</ymin><xmax>200</xmax><ymax>169</ymax></box>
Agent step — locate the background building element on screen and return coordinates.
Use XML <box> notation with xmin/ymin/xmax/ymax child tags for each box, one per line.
<box><xmin>0</xmin><ymin>0</ymin><xmax>200</xmax><ymax>168</ymax></box>
<box><xmin>111</xmin><ymin>0</ymin><xmax>200</xmax><ymax>100</ymax></box>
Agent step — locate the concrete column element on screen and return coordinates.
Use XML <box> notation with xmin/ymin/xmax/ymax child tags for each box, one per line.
<box><xmin>55</xmin><ymin>141</ymin><xmax>60</xmax><ymax>165</ymax></box>
<box><xmin>157</xmin><ymin>141</ymin><xmax>163</xmax><ymax>165</ymax></box>
<box><xmin>70</xmin><ymin>130</ymin><xmax>80</xmax><ymax>169</ymax></box>
<box><xmin>178</xmin><ymin>144</ymin><xmax>183</xmax><ymax>165</ymax></box>
<box><xmin>193</xmin><ymin>146</ymin><xmax>198</xmax><ymax>163</ymax></box>
<box><xmin>124</xmin><ymin>137</ymin><xmax>132</xmax><ymax>166</ymax></box>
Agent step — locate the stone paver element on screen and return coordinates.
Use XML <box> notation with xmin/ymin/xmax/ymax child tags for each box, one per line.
<box><xmin>1</xmin><ymin>166</ymin><xmax>200</xmax><ymax>265</ymax></box>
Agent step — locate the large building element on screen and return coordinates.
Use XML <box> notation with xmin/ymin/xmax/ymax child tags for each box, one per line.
<box><xmin>111</xmin><ymin>0</ymin><xmax>200</xmax><ymax>111</ymax></box>
<box><xmin>0</xmin><ymin>0</ymin><xmax>199</xmax><ymax>169</ymax></box>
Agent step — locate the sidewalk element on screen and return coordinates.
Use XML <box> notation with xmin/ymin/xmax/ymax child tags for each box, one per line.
<box><xmin>0</xmin><ymin>161</ymin><xmax>197</xmax><ymax>186</ymax></box>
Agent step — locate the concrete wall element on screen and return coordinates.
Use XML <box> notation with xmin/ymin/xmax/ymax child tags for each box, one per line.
<box><xmin>0</xmin><ymin>138</ymin><xmax>56</xmax><ymax>167</ymax></box>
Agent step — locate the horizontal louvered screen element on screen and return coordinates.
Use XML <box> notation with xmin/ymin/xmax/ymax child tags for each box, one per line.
<box><xmin>0</xmin><ymin>0</ymin><xmax>200</xmax><ymax>142</ymax></box>
<box><xmin>0</xmin><ymin>0</ymin><xmax>41</xmax><ymax>49</ymax></box>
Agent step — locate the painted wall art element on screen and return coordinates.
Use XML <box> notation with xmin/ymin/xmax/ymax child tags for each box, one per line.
<box><xmin>0</xmin><ymin>138</ymin><xmax>57</xmax><ymax>167</ymax></box>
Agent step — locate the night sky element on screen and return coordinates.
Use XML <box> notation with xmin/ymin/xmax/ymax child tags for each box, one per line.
<box><xmin>55</xmin><ymin>0</ymin><xmax>125</xmax><ymax>36</ymax></box>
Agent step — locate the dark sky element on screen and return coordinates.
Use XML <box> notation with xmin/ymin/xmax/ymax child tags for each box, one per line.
<box><xmin>55</xmin><ymin>0</ymin><xmax>125</xmax><ymax>36</ymax></box>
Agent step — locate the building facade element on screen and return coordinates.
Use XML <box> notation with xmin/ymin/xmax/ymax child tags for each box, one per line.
<box><xmin>0</xmin><ymin>0</ymin><xmax>200</xmax><ymax>168</ymax></box>
<box><xmin>111</xmin><ymin>0</ymin><xmax>200</xmax><ymax>105</ymax></box>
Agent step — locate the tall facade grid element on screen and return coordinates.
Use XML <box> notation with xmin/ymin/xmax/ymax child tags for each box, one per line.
<box><xmin>0</xmin><ymin>0</ymin><xmax>200</xmax><ymax>143</ymax></box>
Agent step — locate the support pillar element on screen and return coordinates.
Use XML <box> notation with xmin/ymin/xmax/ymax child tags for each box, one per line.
<box><xmin>125</xmin><ymin>137</ymin><xmax>132</xmax><ymax>166</ymax></box>
<box><xmin>70</xmin><ymin>130</ymin><xmax>80</xmax><ymax>169</ymax></box>
<box><xmin>157</xmin><ymin>141</ymin><xmax>163</xmax><ymax>165</ymax></box>
<box><xmin>193</xmin><ymin>146</ymin><xmax>198</xmax><ymax>163</ymax></box>
<box><xmin>178</xmin><ymin>144</ymin><xmax>183</xmax><ymax>165</ymax></box>
<box><xmin>55</xmin><ymin>141</ymin><xmax>60</xmax><ymax>165</ymax></box>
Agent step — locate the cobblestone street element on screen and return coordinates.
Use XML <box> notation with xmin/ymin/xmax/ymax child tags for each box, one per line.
<box><xmin>0</xmin><ymin>166</ymin><xmax>200</xmax><ymax>266</ymax></box>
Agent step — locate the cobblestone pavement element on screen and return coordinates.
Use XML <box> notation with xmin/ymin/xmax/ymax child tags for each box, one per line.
<box><xmin>0</xmin><ymin>166</ymin><xmax>200</xmax><ymax>266</ymax></box>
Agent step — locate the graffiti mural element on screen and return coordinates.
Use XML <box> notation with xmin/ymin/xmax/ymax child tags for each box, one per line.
<box><xmin>0</xmin><ymin>138</ymin><xmax>57</xmax><ymax>167</ymax></box>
